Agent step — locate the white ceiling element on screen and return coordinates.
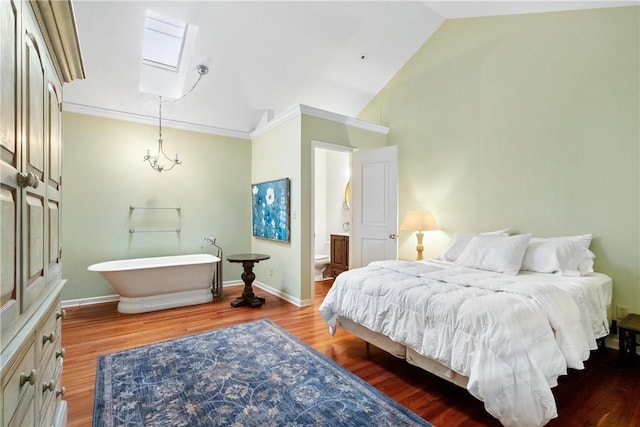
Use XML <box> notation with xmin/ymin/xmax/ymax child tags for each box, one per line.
<box><xmin>64</xmin><ymin>1</ymin><xmax>637</xmax><ymax>138</ymax></box>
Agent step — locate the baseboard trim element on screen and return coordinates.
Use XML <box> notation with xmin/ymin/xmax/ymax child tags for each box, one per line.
<box><xmin>253</xmin><ymin>281</ymin><xmax>312</xmax><ymax>307</ymax></box>
<box><xmin>62</xmin><ymin>294</ymin><xmax>120</xmax><ymax>308</ymax></box>
<box><xmin>61</xmin><ymin>281</ymin><xmax>244</xmax><ymax>308</ymax></box>
<box><xmin>605</xmin><ymin>334</ymin><xmax>619</xmax><ymax>350</ymax></box>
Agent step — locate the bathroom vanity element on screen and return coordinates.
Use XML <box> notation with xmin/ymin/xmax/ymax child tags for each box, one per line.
<box><xmin>329</xmin><ymin>234</ymin><xmax>349</xmax><ymax>277</ymax></box>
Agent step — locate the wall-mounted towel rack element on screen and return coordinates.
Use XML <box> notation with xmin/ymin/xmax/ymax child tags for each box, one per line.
<box><xmin>129</xmin><ymin>228</ymin><xmax>181</xmax><ymax>233</ymax></box>
<box><xmin>129</xmin><ymin>205</ymin><xmax>181</xmax><ymax>234</ymax></box>
<box><xmin>129</xmin><ymin>205</ymin><xmax>181</xmax><ymax>211</ymax></box>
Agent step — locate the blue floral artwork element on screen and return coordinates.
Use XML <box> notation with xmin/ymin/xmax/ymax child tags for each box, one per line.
<box><xmin>252</xmin><ymin>178</ymin><xmax>290</xmax><ymax>242</ymax></box>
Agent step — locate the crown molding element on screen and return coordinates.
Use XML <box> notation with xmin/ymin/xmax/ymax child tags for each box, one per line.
<box><xmin>63</xmin><ymin>102</ymin><xmax>251</xmax><ymax>140</ymax></box>
<box><xmin>300</xmin><ymin>105</ymin><xmax>390</xmax><ymax>135</ymax></box>
<box><xmin>249</xmin><ymin>106</ymin><xmax>302</xmax><ymax>138</ymax></box>
<box><xmin>31</xmin><ymin>0</ymin><xmax>85</xmax><ymax>82</ymax></box>
<box><xmin>250</xmin><ymin>104</ymin><xmax>389</xmax><ymax>138</ymax></box>
<box><xmin>63</xmin><ymin>102</ymin><xmax>388</xmax><ymax>141</ymax></box>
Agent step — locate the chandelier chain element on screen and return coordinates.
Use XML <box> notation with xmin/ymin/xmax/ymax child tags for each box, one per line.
<box><xmin>143</xmin><ymin>65</ymin><xmax>208</xmax><ymax>173</ymax></box>
<box><xmin>158</xmin><ymin>96</ymin><xmax>163</xmax><ymax>140</ymax></box>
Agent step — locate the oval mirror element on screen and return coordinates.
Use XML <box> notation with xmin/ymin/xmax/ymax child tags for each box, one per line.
<box><xmin>343</xmin><ymin>181</ymin><xmax>351</xmax><ymax>210</ymax></box>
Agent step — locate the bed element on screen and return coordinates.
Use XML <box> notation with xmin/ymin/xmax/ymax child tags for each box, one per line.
<box><xmin>319</xmin><ymin>232</ymin><xmax>613</xmax><ymax>427</ymax></box>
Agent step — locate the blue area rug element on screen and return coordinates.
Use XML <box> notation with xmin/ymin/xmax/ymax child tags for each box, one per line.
<box><xmin>93</xmin><ymin>319</ymin><xmax>433</xmax><ymax>427</ymax></box>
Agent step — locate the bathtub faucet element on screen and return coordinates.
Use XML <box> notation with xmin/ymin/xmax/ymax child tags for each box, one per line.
<box><xmin>203</xmin><ymin>236</ymin><xmax>224</xmax><ymax>300</ymax></box>
<box><xmin>203</xmin><ymin>236</ymin><xmax>223</xmax><ymax>254</ymax></box>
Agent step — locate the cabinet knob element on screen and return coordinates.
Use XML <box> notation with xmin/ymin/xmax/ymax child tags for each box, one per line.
<box><xmin>43</xmin><ymin>331</ymin><xmax>56</xmax><ymax>344</ymax></box>
<box><xmin>388</xmin><ymin>233</ymin><xmax>398</xmax><ymax>240</ymax></box>
<box><xmin>56</xmin><ymin>386</ymin><xmax>66</xmax><ymax>398</ymax></box>
<box><xmin>56</xmin><ymin>309</ymin><xmax>66</xmax><ymax>320</ymax></box>
<box><xmin>43</xmin><ymin>379</ymin><xmax>55</xmax><ymax>392</ymax></box>
<box><xmin>19</xmin><ymin>369</ymin><xmax>37</xmax><ymax>387</ymax></box>
<box><xmin>16</xmin><ymin>171</ymin><xmax>39</xmax><ymax>189</ymax></box>
<box><xmin>56</xmin><ymin>348</ymin><xmax>66</xmax><ymax>359</ymax></box>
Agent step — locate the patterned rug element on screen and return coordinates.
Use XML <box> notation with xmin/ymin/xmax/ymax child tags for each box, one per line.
<box><xmin>93</xmin><ymin>319</ymin><xmax>433</xmax><ymax>427</ymax></box>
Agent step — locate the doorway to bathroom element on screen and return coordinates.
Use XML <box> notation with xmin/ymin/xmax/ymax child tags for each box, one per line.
<box><xmin>311</xmin><ymin>143</ymin><xmax>398</xmax><ymax>302</ymax></box>
<box><xmin>312</xmin><ymin>142</ymin><xmax>352</xmax><ymax>300</ymax></box>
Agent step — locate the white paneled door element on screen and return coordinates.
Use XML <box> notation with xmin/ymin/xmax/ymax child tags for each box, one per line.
<box><xmin>351</xmin><ymin>145</ymin><xmax>398</xmax><ymax>269</ymax></box>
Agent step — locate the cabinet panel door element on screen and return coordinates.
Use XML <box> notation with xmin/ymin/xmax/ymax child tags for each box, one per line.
<box><xmin>22</xmin><ymin>16</ymin><xmax>48</xmax><ymax>311</ymax></box>
<box><xmin>0</xmin><ymin>0</ymin><xmax>21</xmax><ymax>330</ymax></box>
<box><xmin>47</xmin><ymin>83</ymin><xmax>61</xmax><ymax>191</ymax></box>
<box><xmin>47</xmin><ymin>200</ymin><xmax>60</xmax><ymax>280</ymax></box>
<box><xmin>1</xmin><ymin>0</ymin><xmax>18</xmax><ymax>160</ymax></box>
<box><xmin>331</xmin><ymin>236</ymin><xmax>348</xmax><ymax>267</ymax></box>
<box><xmin>24</xmin><ymin>194</ymin><xmax>46</xmax><ymax>308</ymax></box>
<box><xmin>1</xmin><ymin>187</ymin><xmax>19</xmax><ymax>328</ymax></box>
<box><xmin>24</xmin><ymin>31</ymin><xmax>45</xmax><ymax>183</ymax></box>
<box><xmin>47</xmin><ymin>82</ymin><xmax>62</xmax><ymax>283</ymax></box>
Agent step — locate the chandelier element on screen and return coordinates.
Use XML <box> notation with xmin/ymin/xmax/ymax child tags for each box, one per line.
<box><xmin>143</xmin><ymin>64</ymin><xmax>209</xmax><ymax>173</ymax></box>
<box><xmin>143</xmin><ymin>96</ymin><xmax>182</xmax><ymax>172</ymax></box>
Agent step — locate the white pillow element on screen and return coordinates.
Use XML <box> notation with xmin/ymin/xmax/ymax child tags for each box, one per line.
<box><xmin>455</xmin><ymin>234</ymin><xmax>531</xmax><ymax>275</ymax></box>
<box><xmin>441</xmin><ymin>229</ymin><xmax>510</xmax><ymax>262</ymax></box>
<box><xmin>521</xmin><ymin>234</ymin><xmax>594</xmax><ymax>276</ymax></box>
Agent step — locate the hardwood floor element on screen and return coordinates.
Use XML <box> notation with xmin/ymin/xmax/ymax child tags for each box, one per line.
<box><xmin>62</xmin><ymin>282</ymin><xmax>640</xmax><ymax>426</ymax></box>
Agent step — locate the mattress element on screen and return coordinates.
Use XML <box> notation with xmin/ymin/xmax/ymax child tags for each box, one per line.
<box><xmin>319</xmin><ymin>259</ymin><xmax>613</xmax><ymax>427</ymax></box>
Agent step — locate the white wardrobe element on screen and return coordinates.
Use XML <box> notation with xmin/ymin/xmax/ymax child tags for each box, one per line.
<box><xmin>1</xmin><ymin>1</ymin><xmax>84</xmax><ymax>425</ymax></box>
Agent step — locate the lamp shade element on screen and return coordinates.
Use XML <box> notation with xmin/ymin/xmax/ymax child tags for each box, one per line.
<box><xmin>400</xmin><ymin>209</ymin><xmax>439</xmax><ymax>232</ymax></box>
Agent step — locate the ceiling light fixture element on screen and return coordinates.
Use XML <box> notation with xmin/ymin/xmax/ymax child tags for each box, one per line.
<box><xmin>144</xmin><ymin>95</ymin><xmax>181</xmax><ymax>172</ymax></box>
<box><xmin>143</xmin><ymin>64</ymin><xmax>209</xmax><ymax>173</ymax></box>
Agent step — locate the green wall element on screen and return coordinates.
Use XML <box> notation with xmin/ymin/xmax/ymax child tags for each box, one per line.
<box><xmin>61</xmin><ymin>112</ymin><xmax>251</xmax><ymax>302</ymax></box>
<box><xmin>249</xmin><ymin>111</ymin><xmax>387</xmax><ymax>305</ymax></box>
<box><xmin>359</xmin><ymin>7</ymin><xmax>640</xmax><ymax>315</ymax></box>
<box><xmin>300</xmin><ymin>114</ymin><xmax>388</xmax><ymax>302</ymax></box>
<box><xmin>250</xmin><ymin>116</ymin><xmax>303</xmax><ymax>303</ymax></box>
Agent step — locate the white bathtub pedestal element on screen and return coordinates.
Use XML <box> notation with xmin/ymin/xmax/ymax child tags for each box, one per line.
<box><xmin>117</xmin><ymin>289</ymin><xmax>213</xmax><ymax>314</ymax></box>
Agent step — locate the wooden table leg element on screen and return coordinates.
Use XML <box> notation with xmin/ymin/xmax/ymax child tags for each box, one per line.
<box><xmin>619</xmin><ymin>328</ymin><xmax>628</xmax><ymax>368</ymax></box>
<box><xmin>619</xmin><ymin>328</ymin><xmax>637</xmax><ymax>369</ymax></box>
<box><xmin>230</xmin><ymin>260</ymin><xmax>265</xmax><ymax>308</ymax></box>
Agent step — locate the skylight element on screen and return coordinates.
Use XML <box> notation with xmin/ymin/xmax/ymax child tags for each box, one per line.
<box><xmin>142</xmin><ymin>11</ymin><xmax>187</xmax><ymax>72</ymax></box>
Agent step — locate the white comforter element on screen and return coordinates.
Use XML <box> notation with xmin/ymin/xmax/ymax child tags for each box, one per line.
<box><xmin>319</xmin><ymin>260</ymin><xmax>610</xmax><ymax>427</ymax></box>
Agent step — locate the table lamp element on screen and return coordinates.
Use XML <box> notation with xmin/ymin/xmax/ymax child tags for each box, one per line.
<box><xmin>400</xmin><ymin>209</ymin><xmax>439</xmax><ymax>260</ymax></box>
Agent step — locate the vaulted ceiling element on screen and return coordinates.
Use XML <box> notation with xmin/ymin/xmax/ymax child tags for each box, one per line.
<box><xmin>63</xmin><ymin>1</ymin><xmax>636</xmax><ymax>138</ymax></box>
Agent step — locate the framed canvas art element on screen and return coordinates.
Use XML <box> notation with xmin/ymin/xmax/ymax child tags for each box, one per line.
<box><xmin>251</xmin><ymin>178</ymin><xmax>290</xmax><ymax>242</ymax></box>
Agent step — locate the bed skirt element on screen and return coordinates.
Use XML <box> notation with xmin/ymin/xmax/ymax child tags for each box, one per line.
<box><xmin>338</xmin><ymin>316</ymin><xmax>470</xmax><ymax>388</ymax></box>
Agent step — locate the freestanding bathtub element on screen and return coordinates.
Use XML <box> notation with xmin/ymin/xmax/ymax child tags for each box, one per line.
<box><xmin>88</xmin><ymin>254</ymin><xmax>220</xmax><ymax>314</ymax></box>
